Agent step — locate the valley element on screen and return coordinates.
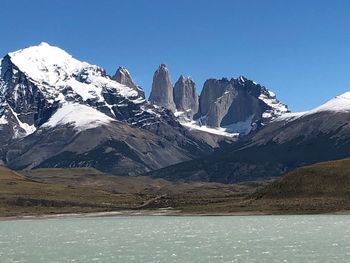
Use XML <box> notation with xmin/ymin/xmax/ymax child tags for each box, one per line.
<box><xmin>2</xmin><ymin>157</ymin><xmax>350</xmax><ymax>217</ymax></box>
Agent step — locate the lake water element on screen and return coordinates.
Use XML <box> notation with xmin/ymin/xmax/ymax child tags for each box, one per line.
<box><xmin>1</xmin><ymin>215</ymin><xmax>350</xmax><ymax>262</ymax></box>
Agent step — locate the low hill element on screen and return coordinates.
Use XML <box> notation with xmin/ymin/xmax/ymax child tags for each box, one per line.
<box><xmin>249</xmin><ymin>158</ymin><xmax>350</xmax><ymax>213</ymax></box>
<box><xmin>255</xmin><ymin>158</ymin><xmax>350</xmax><ymax>198</ymax></box>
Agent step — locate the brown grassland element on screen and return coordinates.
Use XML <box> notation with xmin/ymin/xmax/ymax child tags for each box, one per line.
<box><xmin>2</xmin><ymin>158</ymin><xmax>350</xmax><ymax>218</ymax></box>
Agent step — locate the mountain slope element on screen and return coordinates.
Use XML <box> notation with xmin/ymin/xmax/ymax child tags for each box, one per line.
<box><xmin>240</xmin><ymin>158</ymin><xmax>350</xmax><ymax>213</ymax></box>
<box><xmin>149</xmin><ymin>92</ymin><xmax>350</xmax><ymax>183</ymax></box>
<box><xmin>0</xmin><ymin>43</ymin><xmax>211</xmax><ymax>174</ymax></box>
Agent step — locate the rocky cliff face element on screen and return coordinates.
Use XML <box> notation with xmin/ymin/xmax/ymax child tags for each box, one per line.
<box><xmin>0</xmin><ymin>43</ymin><xmax>211</xmax><ymax>174</ymax></box>
<box><xmin>147</xmin><ymin>64</ymin><xmax>287</xmax><ymax>138</ymax></box>
<box><xmin>148</xmin><ymin>64</ymin><xmax>176</xmax><ymax>112</ymax></box>
<box><xmin>173</xmin><ymin>75</ymin><xmax>199</xmax><ymax>120</ymax></box>
<box><xmin>195</xmin><ymin>76</ymin><xmax>288</xmax><ymax>135</ymax></box>
<box><xmin>112</xmin><ymin>67</ymin><xmax>145</xmax><ymax>99</ymax></box>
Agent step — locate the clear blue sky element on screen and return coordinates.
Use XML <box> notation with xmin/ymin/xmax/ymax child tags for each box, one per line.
<box><xmin>1</xmin><ymin>0</ymin><xmax>350</xmax><ymax>112</ymax></box>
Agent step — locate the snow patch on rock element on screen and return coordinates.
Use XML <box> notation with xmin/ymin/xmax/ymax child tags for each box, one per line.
<box><xmin>0</xmin><ymin>115</ymin><xmax>7</xmax><ymax>125</ymax></box>
<box><xmin>259</xmin><ymin>90</ymin><xmax>288</xmax><ymax>120</ymax></box>
<box><xmin>181</xmin><ymin>121</ymin><xmax>239</xmax><ymax>138</ymax></box>
<box><xmin>43</xmin><ymin>103</ymin><xmax>114</xmax><ymax>132</ymax></box>
<box><xmin>8</xmin><ymin>106</ymin><xmax>36</xmax><ymax>137</ymax></box>
<box><xmin>222</xmin><ymin>115</ymin><xmax>255</xmax><ymax>135</ymax></box>
<box><xmin>181</xmin><ymin>115</ymin><xmax>254</xmax><ymax>137</ymax></box>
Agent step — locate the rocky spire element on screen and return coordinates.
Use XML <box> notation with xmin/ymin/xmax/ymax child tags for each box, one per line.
<box><xmin>173</xmin><ymin>75</ymin><xmax>199</xmax><ymax>118</ymax></box>
<box><xmin>149</xmin><ymin>64</ymin><xmax>176</xmax><ymax>112</ymax></box>
<box><xmin>112</xmin><ymin>67</ymin><xmax>145</xmax><ymax>98</ymax></box>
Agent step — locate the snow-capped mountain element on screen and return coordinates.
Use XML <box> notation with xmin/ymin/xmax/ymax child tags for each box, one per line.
<box><xmin>0</xmin><ymin>43</ymin><xmax>211</xmax><ymax>174</ymax></box>
<box><xmin>0</xmin><ymin>42</ymin><xmax>164</xmax><ymax>138</ymax></box>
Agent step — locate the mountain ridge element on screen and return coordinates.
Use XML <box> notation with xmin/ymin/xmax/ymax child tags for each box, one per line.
<box><xmin>0</xmin><ymin>43</ymin><xmax>212</xmax><ymax>175</ymax></box>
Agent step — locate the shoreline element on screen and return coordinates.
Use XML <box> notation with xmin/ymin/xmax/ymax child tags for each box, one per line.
<box><xmin>2</xmin><ymin>209</ymin><xmax>350</xmax><ymax>221</ymax></box>
<box><xmin>0</xmin><ymin>209</ymin><xmax>181</xmax><ymax>221</ymax></box>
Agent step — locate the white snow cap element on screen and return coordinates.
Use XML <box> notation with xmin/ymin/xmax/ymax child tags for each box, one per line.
<box><xmin>43</xmin><ymin>103</ymin><xmax>114</xmax><ymax>132</ymax></box>
<box><xmin>276</xmin><ymin>92</ymin><xmax>350</xmax><ymax>122</ymax></box>
<box><xmin>8</xmin><ymin>42</ymin><xmax>139</xmax><ymax>98</ymax></box>
<box><xmin>9</xmin><ymin>42</ymin><xmax>85</xmax><ymax>85</ymax></box>
<box><xmin>310</xmin><ymin>92</ymin><xmax>350</xmax><ymax>113</ymax></box>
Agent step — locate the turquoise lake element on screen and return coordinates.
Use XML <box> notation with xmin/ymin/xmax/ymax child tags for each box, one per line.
<box><xmin>1</xmin><ymin>215</ymin><xmax>350</xmax><ymax>262</ymax></box>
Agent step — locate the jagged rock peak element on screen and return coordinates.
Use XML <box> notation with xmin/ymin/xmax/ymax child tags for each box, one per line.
<box><xmin>149</xmin><ymin>64</ymin><xmax>176</xmax><ymax>112</ymax></box>
<box><xmin>112</xmin><ymin>66</ymin><xmax>145</xmax><ymax>98</ymax></box>
<box><xmin>173</xmin><ymin>75</ymin><xmax>198</xmax><ymax>119</ymax></box>
<box><xmin>177</xmin><ymin>75</ymin><xmax>193</xmax><ymax>83</ymax></box>
<box><xmin>196</xmin><ymin>76</ymin><xmax>288</xmax><ymax>133</ymax></box>
<box><xmin>112</xmin><ymin>66</ymin><xmax>134</xmax><ymax>87</ymax></box>
<box><xmin>238</xmin><ymin>75</ymin><xmax>248</xmax><ymax>83</ymax></box>
<box><xmin>159</xmin><ymin>63</ymin><xmax>168</xmax><ymax>69</ymax></box>
<box><xmin>178</xmin><ymin>74</ymin><xmax>185</xmax><ymax>81</ymax></box>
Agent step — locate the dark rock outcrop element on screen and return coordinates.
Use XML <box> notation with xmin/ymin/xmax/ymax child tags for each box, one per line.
<box><xmin>195</xmin><ymin>76</ymin><xmax>288</xmax><ymax>134</ymax></box>
<box><xmin>149</xmin><ymin>64</ymin><xmax>176</xmax><ymax>112</ymax></box>
<box><xmin>112</xmin><ymin>67</ymin><xmax>145</xmax><ymax>99</ymax></box>
<box><xmin>173</xmin><ymin>75</ymin><xmax>199</xmax><ymax>119</ymax></box>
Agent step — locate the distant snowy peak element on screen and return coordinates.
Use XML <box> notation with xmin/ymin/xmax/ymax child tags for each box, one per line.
<box><xmin>311</xmin><ymin>92</ymin><xmax>350</xmax><ymax>113</ymax></box>
<box><xmin>8</xmin><ymin>42</ymin><xmax>86</xmax><ymax>85</ymax></box>
<box><xmin>276</xmin><ymin>92</ymin><xmax>350</xmax><ymax>123</ymax></box>
<box><xmin>6</xmin><ymin>42</ymin><xmax>140</xmax><ymax>100</ymax></box>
